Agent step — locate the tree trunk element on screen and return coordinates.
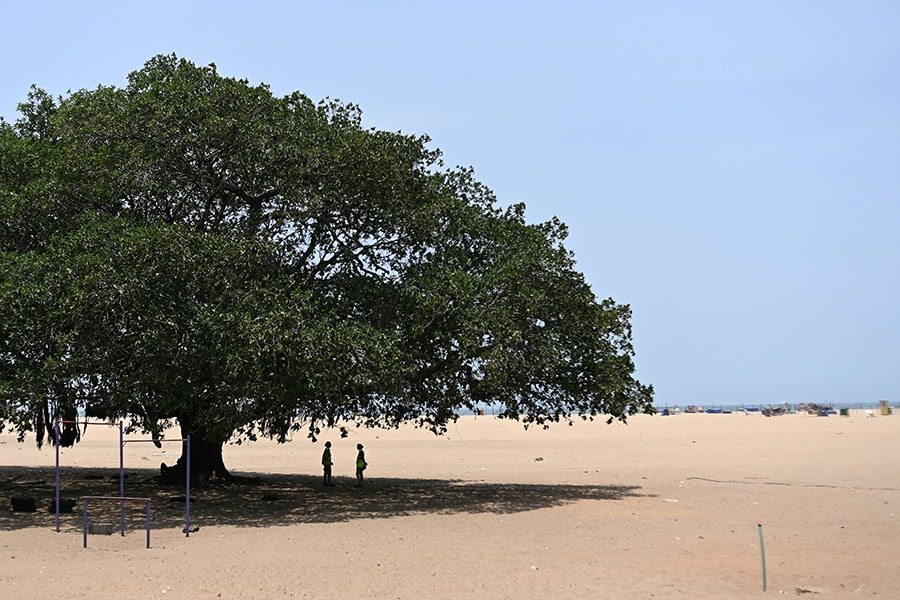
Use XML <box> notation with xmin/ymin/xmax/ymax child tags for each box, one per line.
<box><xmin>156</xmin><ymin>423</ymin><xmax>237</xmax><ymax>486</ymax></box>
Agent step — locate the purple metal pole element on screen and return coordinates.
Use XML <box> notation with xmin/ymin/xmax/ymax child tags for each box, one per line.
<box><xmin>82</xmin><ymin>498</ymin><xmax>88</xmax><ymax>548</ymax></box>
<box><xmin>146</xmin><ymin>500</ymin><xmax>152</xmax><ymax>549</ymax></box>
<box><xmin>55</xmin><ymin>420</ymin><xmax>61</xmax><ymax>532</ymax></box>
<box><xmin>119</xmin><ymin>421</ymin><xmax>125</xmax><ymax>536</ymax></box>
<box><xmin>185</xmin><ymin>435</ymin><xmax>191</xmax><ymax>537</ymax></box>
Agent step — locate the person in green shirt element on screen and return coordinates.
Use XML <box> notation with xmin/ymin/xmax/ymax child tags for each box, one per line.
<box><xmin>355</xmin><ymin>443</ymin><xmax>367</xmax><ymax>487</ymax></box>
<box><xmin>322</xmin><ymin>441</ymin><xmax>334</xmax><ymax>486</ymax></box>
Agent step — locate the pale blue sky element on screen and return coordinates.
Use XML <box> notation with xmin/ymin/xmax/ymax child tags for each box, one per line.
<box><xmin>3</xmin><ymin>1</ymin><xmax>898</xmax><ymax>407</ymax></box>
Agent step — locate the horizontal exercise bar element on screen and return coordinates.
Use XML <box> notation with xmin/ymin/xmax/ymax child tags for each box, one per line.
<box><xmin>82</xmin><ymin>496</ymin><xmax>151</xmax><ymax>549</ymax></box>
<box><xmin>83</xmin><ymin>496</ymin><xmax>152</xmax><ymax>502</ymax></box>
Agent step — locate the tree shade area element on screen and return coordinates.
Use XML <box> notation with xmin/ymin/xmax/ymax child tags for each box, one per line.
<box><xmin>0</xmin><ymin>54</ymin><xmax>653</xmax><ymax>483</ymax></box>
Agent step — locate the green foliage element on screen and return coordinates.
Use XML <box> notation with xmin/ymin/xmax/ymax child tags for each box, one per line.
<box><xmin>0</xmin><ymin>54</ymin><xmax>653</xmax><ymax>450</ymax></box>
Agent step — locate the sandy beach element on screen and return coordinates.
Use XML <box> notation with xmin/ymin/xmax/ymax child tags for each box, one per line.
<box><xmin>1</xmin><ymin>410</ymin><xmax>898</xmax><ymax>599</ymax></box>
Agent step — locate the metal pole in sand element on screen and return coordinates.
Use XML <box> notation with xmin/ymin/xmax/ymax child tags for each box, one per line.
<box><xmin>758</xmin><ymin>523</ymin><xmax>767</xmax><ymax>592</ymax></box>
<box><xmin>119</xmin><ymin>421</ymin><xmax>125</xmax><ymax>536</ymax></box>
<box><xmin>82</xmin><ymin>498</ymin><xmax>88</xmax><ymax>548</ymax></box>
<box><xmin>55</xmin><ymin>419</ymin><xmax>61</xmax><ymax>532</ymax></box>
<box><xmin>185</xmin><ymin>434</ymin><xmax>191</xmax><ymax>537</ymax></box>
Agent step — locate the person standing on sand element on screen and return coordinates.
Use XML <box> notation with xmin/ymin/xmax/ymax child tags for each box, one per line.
<box><xmin>355</xmin><ymin>443</ymin><xmax>367</xmax><ymax>487</ymax></box>
<box><xmin>322</xmin><ymin>441</ymin><xmax>334</xmax><ymax>486</ymax></box>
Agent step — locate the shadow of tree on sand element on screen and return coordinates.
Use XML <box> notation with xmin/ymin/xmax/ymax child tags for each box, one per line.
<box><xmin>1</xmin><ymin>466</ymin><xmax>646</xmax><ymax>533</ymax></box>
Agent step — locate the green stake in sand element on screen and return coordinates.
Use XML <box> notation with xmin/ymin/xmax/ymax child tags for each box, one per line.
<box><xmin>758</xmin><ymin>523</ymin><xmax>767</xmax><ymax>592</ymax></box>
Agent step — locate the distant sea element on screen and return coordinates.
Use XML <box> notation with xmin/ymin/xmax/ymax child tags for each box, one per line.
<box><xmin>654</xmin><ymin>400</ymin><xmax>891</xmax><ymax>412</ymax></box>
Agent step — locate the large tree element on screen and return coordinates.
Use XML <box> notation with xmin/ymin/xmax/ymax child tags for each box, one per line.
<box><xmin>0</xmin><ymin>55</ymin><xmax>654</xmax><ymax>484</ymax></box>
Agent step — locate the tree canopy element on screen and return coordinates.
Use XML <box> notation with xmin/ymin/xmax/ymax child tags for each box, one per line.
<box><xmin>0</xmin><ymin>54</ymin><xmax>653</xmax><ymax>482</ymax></box>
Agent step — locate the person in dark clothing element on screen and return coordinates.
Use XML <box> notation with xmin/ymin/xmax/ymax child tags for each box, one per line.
<box><xmin>355</xmin><ymin>443</ymin><xmax>367</xmax><ymax>487</ymax></box>
<box><xmin>322</xmin><ymin>441</ymin><xmax>334</xmax><ymax>486</ymax></box>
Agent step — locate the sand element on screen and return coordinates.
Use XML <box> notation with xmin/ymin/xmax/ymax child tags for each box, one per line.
<box><xmin>1</xmin><ymin>410</ymin><xmax>898</xmax><ymax>599</ymax></box>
